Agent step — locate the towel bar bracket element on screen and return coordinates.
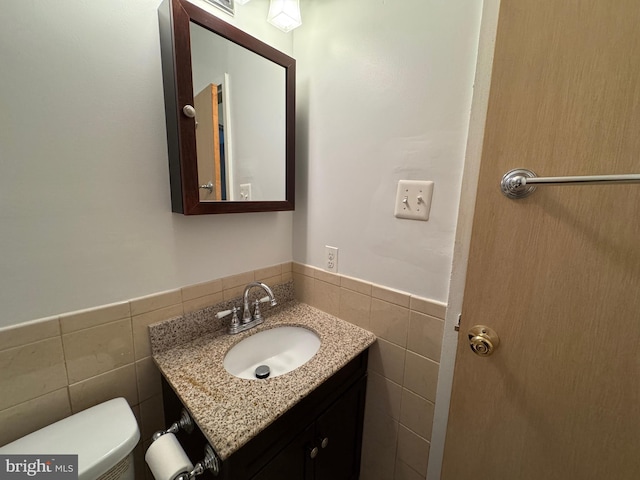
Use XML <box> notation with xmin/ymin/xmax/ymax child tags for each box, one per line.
<box><xmin>501</xmin><ymin>169</ymin><xmax>538</xmax><ymax>199</ymax></box>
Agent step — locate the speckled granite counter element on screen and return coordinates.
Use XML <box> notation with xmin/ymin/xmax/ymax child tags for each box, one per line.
<box><xmin>149</xmin><ymin>301</ymin><xmax>376</xmax><ymax>460</ymax></box>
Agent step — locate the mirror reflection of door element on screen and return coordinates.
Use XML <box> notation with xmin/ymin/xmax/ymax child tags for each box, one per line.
<box><xmin>195</xmin><ymin>84</ymin><xmax>226</xmax><ymax>201</ymax></box>
<box><xmin>189</xmin><ymin>21</ymin><xmax>287</xmax><ymax>203</ymax></box>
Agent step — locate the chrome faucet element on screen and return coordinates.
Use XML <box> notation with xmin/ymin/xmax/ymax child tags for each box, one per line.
<box><xmin>241</xmin><ymin>281</ymin><xmax>277</xmax><ymax>324</ymax></box>
<box><xmin>216</xmin><ymin>281</ymin><xmax>277</xmax><ymax>335</ymax></box>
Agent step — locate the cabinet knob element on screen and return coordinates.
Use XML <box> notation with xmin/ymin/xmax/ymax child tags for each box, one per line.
<box><xmin>309</xmin><ymin>446</ymin><xmax>319</xmax><ymax>459</ymax></box>
<box><xmin>320</xmin><ymin>437</ymin><xmax>329</xmax><ymax>449</ymax></box>
<box><xmin>182</xmin><ymin>105</ymin><xmax>196</xmax><ymax>118</ymax></box>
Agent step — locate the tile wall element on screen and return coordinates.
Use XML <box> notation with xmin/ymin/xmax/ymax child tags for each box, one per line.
<box><xmin>292</xmin><ymin>263</ymin><xmax>446</xmax><ymax>480</ymax></box>
<box><xmin>0</xmin><ymin>263</ymin><xmax>292</xmax><ymax>480</ymax></box>
<box><xmin>0</xmin><ymin>260</ymin><xmax>444</xmax><ymax>480</ymax></box>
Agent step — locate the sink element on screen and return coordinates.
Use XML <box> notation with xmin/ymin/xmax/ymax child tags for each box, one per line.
<box><xmin>223</xmin><ymin>326</ymin><xmax>321</xmax><ymax>380</ymax></box>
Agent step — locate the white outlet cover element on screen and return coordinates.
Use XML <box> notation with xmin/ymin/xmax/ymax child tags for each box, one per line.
<box><xmin>394</xmin><ymin>180</ymin><xmax>434</xmax><ymax>221</ymax></box>
<box><xmin>325</xmin><ymin>246</ymin><xmax>338</xmax><ymax>273</ymax></box>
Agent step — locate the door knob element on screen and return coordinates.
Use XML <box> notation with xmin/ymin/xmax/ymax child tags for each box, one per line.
<box><xmin>468</xmin><ymin>325</ymin><xmax>499</xmax><ymax>356</ymax></box>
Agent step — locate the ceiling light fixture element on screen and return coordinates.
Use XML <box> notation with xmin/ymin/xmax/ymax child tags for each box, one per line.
<box><xmin>267</xmin><ymin>0</ymin><xmax>302</xmax><ymax>33</ymax></box>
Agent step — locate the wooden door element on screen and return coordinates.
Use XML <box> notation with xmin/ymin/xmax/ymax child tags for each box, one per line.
<box><xmin>194</xmin><ymin>83</ymin><xmax>223</xmax><ymax>201</ymax></box>
<box><xmin>442</xmin><ymin>1</ymin><xmax>640</xmax><ymax>479</ymax></box>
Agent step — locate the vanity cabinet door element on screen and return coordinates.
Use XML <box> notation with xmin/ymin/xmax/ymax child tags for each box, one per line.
<box><xmin>313</xmin><ymin>376</ymin><xmax>366</xmax><ymax>480</ymax></box>
<box><xmin>251</xmin><ymin>424</ymin><xmax>314</xmax><ymax>480</ymax></box>
<box><xmin>249</xmin><ymin>376</ymin><xmax>366</xmax><ymax>480</ymax></box>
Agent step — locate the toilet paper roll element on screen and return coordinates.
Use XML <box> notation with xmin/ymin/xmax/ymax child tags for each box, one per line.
<box><xmin>145</xmin><ymin>433</ymin><xmax>194</xmax><ymax>480</ymax></box>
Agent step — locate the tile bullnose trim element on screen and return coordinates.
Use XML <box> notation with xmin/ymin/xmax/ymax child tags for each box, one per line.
<box><xmin>0</xmin><ymin>315</ymin><xmax>61</xmax><ymax>352</ymax></box>
<box><xmin>60</xmin><ymin>301</ymin><xmax>132</xmax><ymax>334</ymax></box>
<box><xmin>292</xmin><ymin>263</ymin><xmax>448</xmax><ymax>316</ymax></box>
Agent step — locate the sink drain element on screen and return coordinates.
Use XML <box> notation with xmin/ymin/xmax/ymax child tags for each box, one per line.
<box><xmin>255</xmin><ymin>365</ymin><xmax>270</xmax><ymax>379</ymax></box>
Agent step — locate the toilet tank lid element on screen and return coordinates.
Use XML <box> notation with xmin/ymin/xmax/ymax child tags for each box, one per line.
<box><xmin>0</xmin><ymin>397</ymin><xmax>140</xmax><ymax>480</ymax></box>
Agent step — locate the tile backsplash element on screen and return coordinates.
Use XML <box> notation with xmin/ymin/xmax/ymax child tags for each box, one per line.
<box><xmin>0</xmin><ymin>262</ymin><xmax>292</xmax><ymax>480</ymax></box>
<box><xmin>292</xmin><ymin>263</ymin><xmax>446</xmax><ymax>480</ymax></box>
<box><xmin>0</xmin><ymin>261</ymin><xmax>444</xmax><ymax>480</ymax></box>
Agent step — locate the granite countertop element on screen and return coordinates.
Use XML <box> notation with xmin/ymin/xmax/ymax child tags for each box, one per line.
<box><xmin>151</xmin><ymin>301</ymin><xmax>376</xmax><ymax>460</ymax></box>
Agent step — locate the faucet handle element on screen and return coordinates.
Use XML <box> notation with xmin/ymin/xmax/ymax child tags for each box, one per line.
<box><xmin>215</xmin><ymin>306</ymin><xmax>240</xmax><ymax>327</ymax></box>
<box><xmin>217</xmin><ymin>306</ymin><xmax>241</xmax><ymax>332</ymax></box>
<box><xmin>215</xmin><ymin>307</ymin><xmax>234</xmax><ymax>319</ymax></box>
<box><xmin>254</xmin><ymin>295</ymin><xmax>278</xmax><ymax>322</ymax></box>
<box><xmin>259</xmin><ymin>296</ymin><xmax>278</xmax><ymax>307</ymax></box>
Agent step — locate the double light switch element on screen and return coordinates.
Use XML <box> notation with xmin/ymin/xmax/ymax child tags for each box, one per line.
<box><xmin>394</xmin><ymin>180</ymin><xmax>434</xmax><ymax>221</ymax></box>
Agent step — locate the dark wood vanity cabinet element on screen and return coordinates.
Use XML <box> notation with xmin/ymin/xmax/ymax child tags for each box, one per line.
<box><xmin>252</xmin><ymin>376</ymin><xmax>365</xmax><ymax>480</ymax></box>
<box><xmin>161</xmin><ymin>350</ymin><xmax>369</xmax><ymax>480</ymax></box>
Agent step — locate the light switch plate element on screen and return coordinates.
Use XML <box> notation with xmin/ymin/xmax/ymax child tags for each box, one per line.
<box><xmin>394</xmin><ymin>180</ymin><xmax>434</xmax><ymax>221</ymax></box>
<box><xmin>239</xmin><ymin>183</ymin><xmax>252</xmax><ymax>201</ymax></box>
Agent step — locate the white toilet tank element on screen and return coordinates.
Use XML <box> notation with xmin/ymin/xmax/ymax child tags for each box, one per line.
<box><xmin>0</xmin><ymin>397</ymin><xmax>140</xmax><ymax>480</ymax></box>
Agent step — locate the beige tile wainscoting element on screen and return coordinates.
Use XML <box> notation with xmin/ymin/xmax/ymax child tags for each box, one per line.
<box><xmin>0</xmin><ymin>263</ymin><xmax>292</xmax><ymax>480</ymax></box>
<box><xmin>0</xmin><ymin>261</ymin><xmax>443</xmax><ymax>480</ymax></box>
<box><xmin>292</xmin><ymin>263</ymin><xmax>446</xmax><ymax>480</ymax></box>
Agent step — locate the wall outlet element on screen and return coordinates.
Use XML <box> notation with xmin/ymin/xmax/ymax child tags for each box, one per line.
<box><xmin>394</xmin><ymin>180</ymin><xmax>434</xmax><ymax>221</ymax></box>
<box><xmin>240</xmin><ymin>183</ymin><xmax>252</xmax><ymax>201</ymax></box>
<box><xmin>325</xmin><ymin>246</ymin><xmax>338</xmax><ymax>273</ymax></box>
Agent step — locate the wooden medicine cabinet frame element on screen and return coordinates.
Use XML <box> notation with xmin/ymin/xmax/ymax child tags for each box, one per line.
<box><xmin>158</xmin><ymin>0</ymin><xmax>296</xmax><ymax>214</ymax></box>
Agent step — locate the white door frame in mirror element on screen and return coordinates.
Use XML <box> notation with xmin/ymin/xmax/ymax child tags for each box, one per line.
<box><xmin>221</xmin><ymin>73</ymin><xmax>236</xmax><ymax>201</ymax></box>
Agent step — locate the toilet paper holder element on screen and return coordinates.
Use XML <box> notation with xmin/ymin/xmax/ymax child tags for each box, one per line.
<box><xmin>152</xmin><ymin>409</ymin><xmax>194</xmax><ymax>441</ymax></box>
<box><xmin>151</xmin><ymin>409</ymin><xmax>220</xmax><ymax>478</ymax></box>
<box><xmin>175</xmin><ymin>444</ymin><xmax>220</xmax><ymax>480</ymax></box>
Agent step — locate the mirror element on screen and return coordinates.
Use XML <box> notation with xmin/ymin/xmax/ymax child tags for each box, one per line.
<box><xmin>158</xmin><ymin>0</ymin><xmax>295</xmax><ymax>214</ymax></box>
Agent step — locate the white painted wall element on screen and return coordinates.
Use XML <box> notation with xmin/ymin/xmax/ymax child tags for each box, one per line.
<box><xmin>293</xmin><ymin>0</ymin><xmax>483</xmax><ymax>302</ymax></box>
<box><xmin>0</xmin><ymin>0</ymin><xmax>293</xmax><ymax>328</ymax></box>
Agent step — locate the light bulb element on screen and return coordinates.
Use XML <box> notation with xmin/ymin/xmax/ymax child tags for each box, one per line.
<box><xmin>267</xmin><ymin>0</ymin><xmax>302</xmax><ymax>33</ymax></box>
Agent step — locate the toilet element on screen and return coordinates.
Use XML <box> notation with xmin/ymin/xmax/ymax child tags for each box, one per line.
<box><xmin>0</xmin><ymin>397</ymin><xmax>140</xmax><ymax>480</ymax></box>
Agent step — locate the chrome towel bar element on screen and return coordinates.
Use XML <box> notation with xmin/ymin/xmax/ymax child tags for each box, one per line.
<box><xmin>500</xmin><ymin>168</ymin><xmax>640</xmax><ymax>199</ymax></box>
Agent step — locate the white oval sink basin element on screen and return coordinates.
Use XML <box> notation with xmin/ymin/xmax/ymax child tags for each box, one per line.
<box><xmin>224</xmin><ymin>326</ymin><xmax>321</xmax><ymax>380</ymax></box>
